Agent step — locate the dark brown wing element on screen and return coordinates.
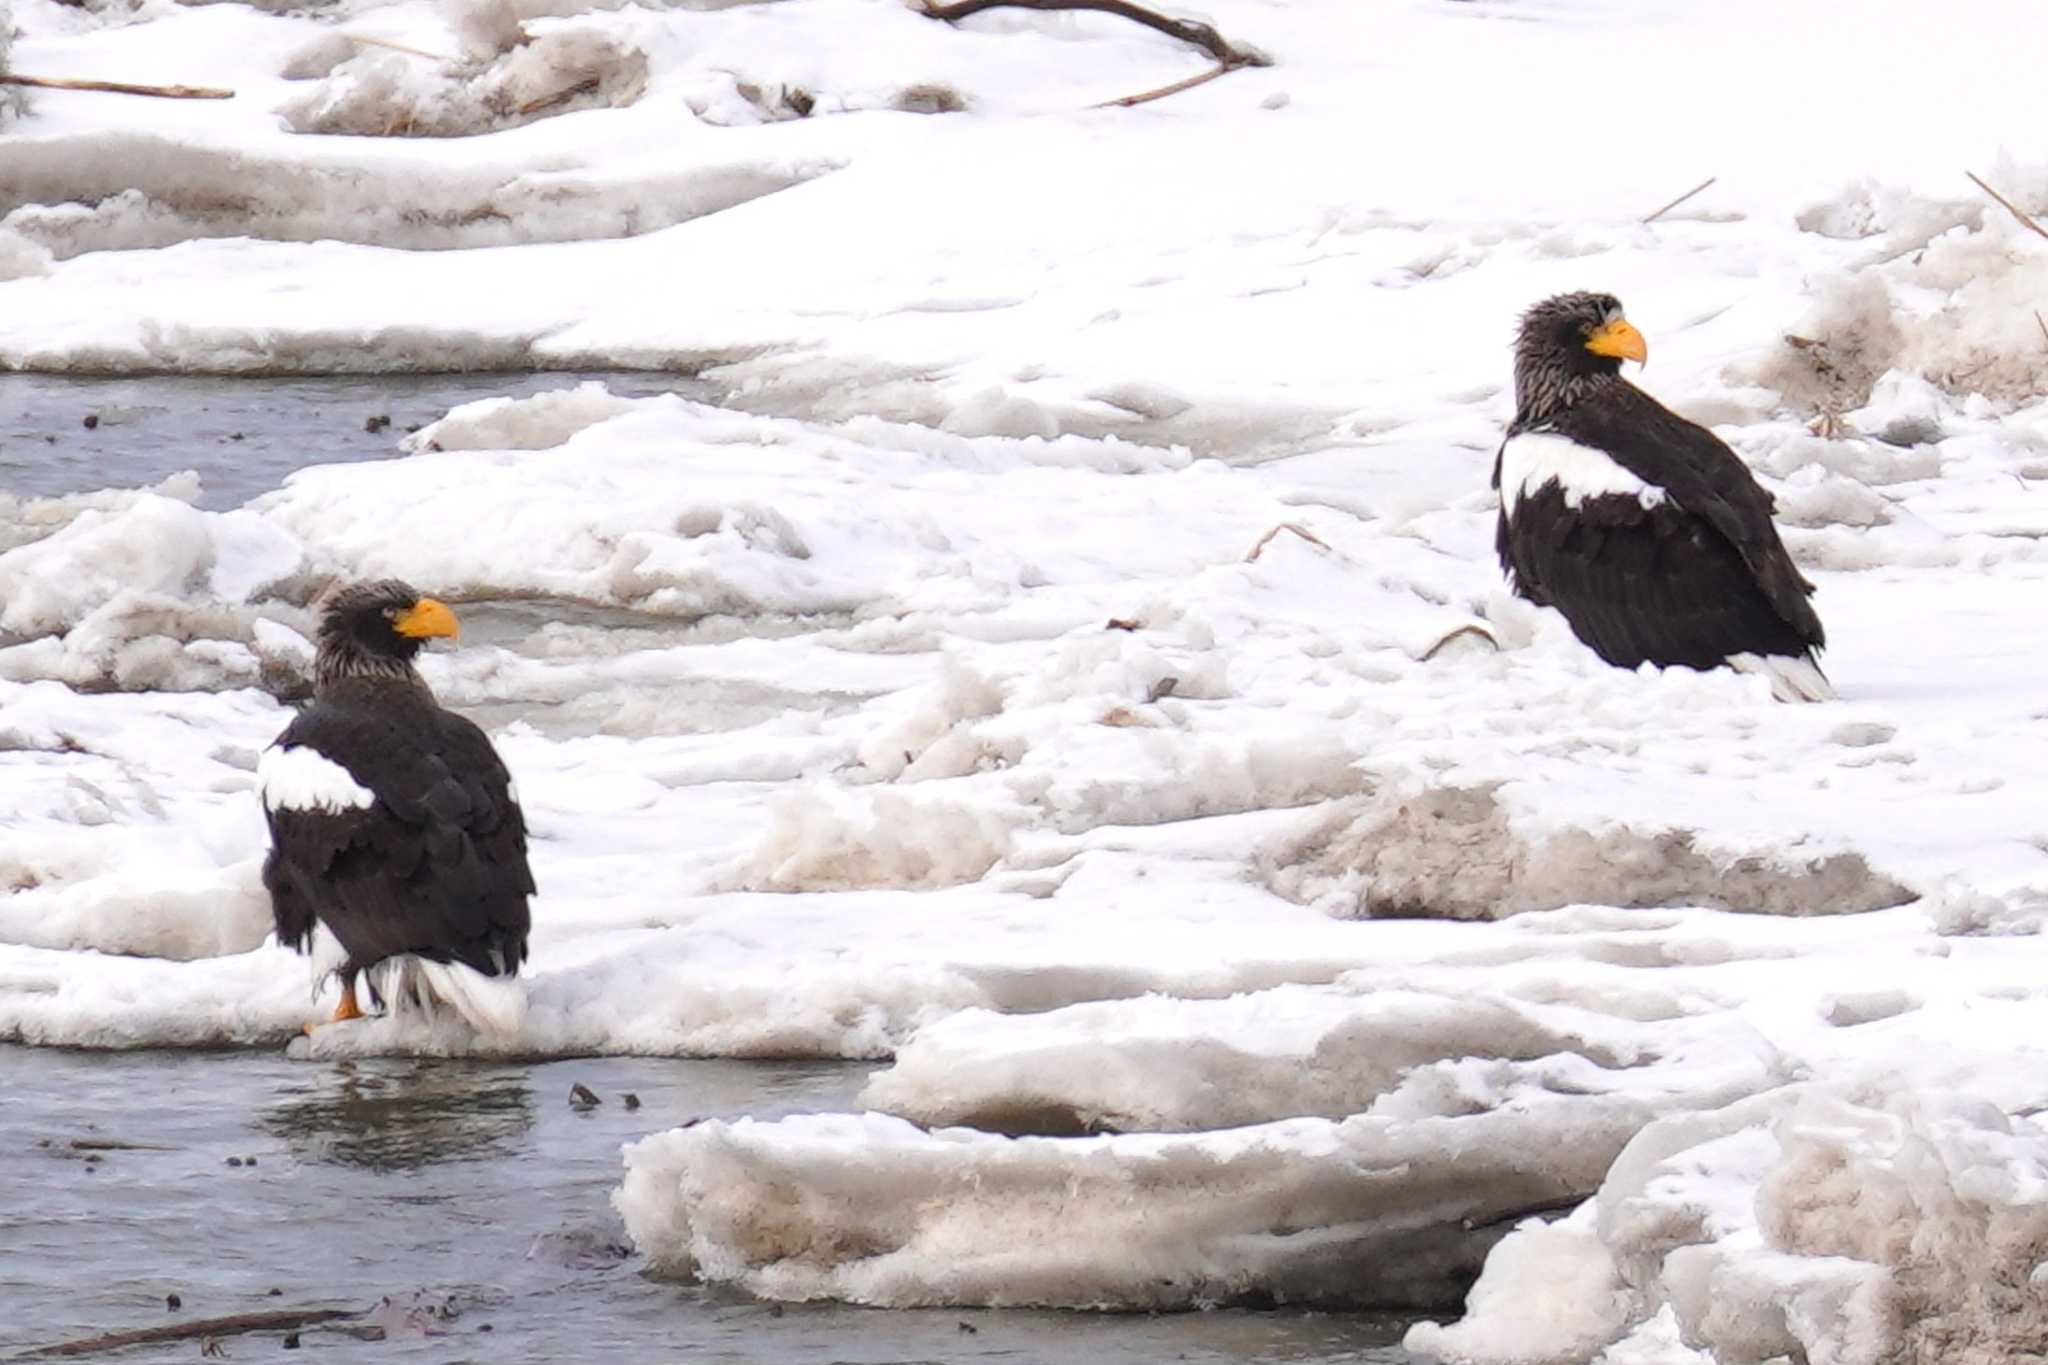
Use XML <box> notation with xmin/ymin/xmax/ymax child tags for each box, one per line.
<box><xmin>261</xmin><ymin>699</ymin><xmax>532</xmax><ymax>978</ymax></box>
<box><xmin>1502</xmin><ymin>481</ymin><xmax>1821</xmax><ymax>671</ymax></box>
<box><xmin>1541</xmin><ymin>385</ymin><xmax>1823</xmax><ymax>650</ymax></box>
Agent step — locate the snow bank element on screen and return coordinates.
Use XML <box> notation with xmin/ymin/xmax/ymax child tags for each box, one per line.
<box><xmin>279</xmin><ymin>29</ymin><xmax>648</xmax><ymax>138</ymax></box>
<box><xmin>1742</xmin><ymin>171</ymin><xmax>2048</xmax><ymax>417</ymax></box>
<box><xmin>1408</xmin><ymin>1082</ymin><xmax>2048</xmax><ymax>1365</ymax></box>
<box><xmin>732</xmin><ymin>785</ymin><xmax>1016</xmax><ymax>892</ymax></box>
<box><xmin>1269</xmin><ymin>783</ymin><xmax>1913</xmax><ymax>922</ymax></box>
<box><xmin>0</xmin><ymin>477</ymin><xmax>312</xmax><ymax>693</ymax></box>
<box><xmin>0</xmin><ymin>134</ymin><xmax>831</xmax><ymax>260</ymax></box>
<box><xmin>0</xmin><ymin>681</ymin><xmax>278</xmax><ymax>960</ymax></box>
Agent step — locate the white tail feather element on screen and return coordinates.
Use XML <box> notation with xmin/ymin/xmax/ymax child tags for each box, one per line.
<box><xmin>1729</xmin><ymin>652</ymin><xmax>1835</xmax><ymax>704</ymax></box>
<box><xmin>407</xmin><ymin>959</ymin><xmax>528</xmax><ymax>1036</ymax></box>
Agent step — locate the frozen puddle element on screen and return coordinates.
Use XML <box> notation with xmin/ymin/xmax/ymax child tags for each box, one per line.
<box><xmin>0</xmin><ymin>1045</ymin><xmax>1420</xmax><ymax>1363</ymax></box>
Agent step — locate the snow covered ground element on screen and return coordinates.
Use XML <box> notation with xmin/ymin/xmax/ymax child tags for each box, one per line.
<box><xmin>8</xmin><ymin>0</ymin><xmax>2048</xmax><ymax>1358</ymax></box>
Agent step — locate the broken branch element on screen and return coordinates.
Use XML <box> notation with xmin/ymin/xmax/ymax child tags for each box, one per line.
<box><xmin>1966</xmin><ymin>171</ymin><xmax>2048</xmax><ymax>244</ymax></box>
<box><xmin>1640</xmin><ymin>175</ymin><xmax>1716</xmax><ymax>225</ymax></box>
<box><xmin>0</xmin><ymin>74</ymin><xmax>233</xmax><ymax>99</ymax></box>
<box><xmin>21</xmin><ymin>1310</ymin><xmax>358</xmax><ymax>1358</ymax></box>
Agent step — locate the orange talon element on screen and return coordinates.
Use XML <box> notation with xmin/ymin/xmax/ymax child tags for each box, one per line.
<box><xmin>305</xmin><ymin>981</ymin><xmax>366</xmax><ymax>1034</ymax></box>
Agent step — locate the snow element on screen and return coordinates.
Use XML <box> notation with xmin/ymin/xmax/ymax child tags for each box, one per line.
<box><xmin>9</xmin><ymin>0</ymin><xmax>2048</xmax><ymax>1355</ymax></box>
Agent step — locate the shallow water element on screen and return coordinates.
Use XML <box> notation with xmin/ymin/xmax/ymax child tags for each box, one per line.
<box><xmin>0</xmin><ymin>371</ymin><xmax>703</xmax><ymax>510</ymax></box>
<box><xmin>0</xmin><ymin>1046</ymin><xmax>1422</xmax><ymax>1363</ymax></box>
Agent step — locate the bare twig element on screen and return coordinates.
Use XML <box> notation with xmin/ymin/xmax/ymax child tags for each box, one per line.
<box><xmin>1243</xmin><ymin>521</ymin><xmax>1331</xmax><ymax>562</ymax></box>
<box><xmin>339</xmin><ymin>33</ymin><xmax>457</xmax><ymax>62</ymax></box>
<box><xmin>2036</xmin><ymin>310</ymin><xmax>2048</xmax><ymax>350</ymax></box>
<box><xmin>1092</xmin><ymin>61</ymin><xmax>1232</xmax><ymax>108</ymax></box>
<box><xmin>1417</xmin><ymin>624</ymin><xmax>1499</xmax><ymax>662</ymax></box>
<box><xmin>1966</xmin><ymin>171</ymin><xmax>2048</xmax><ymax>243</ymax></box>
<box><xmin>1641</xmin><ymin>175</ymin><xmax>1716</xmax><ymax>225</ymax></box>
<box><xmin>918</xmin><ymin>0</ymin><xmax>1267</xmax><ymax>69</ymax></box>
<box><xmin>20</xmin><ymin>1310</ymin><xmax>357</xmax><ymax>1358</ymax></box>
<box><xmin>0</xmin><ymin>74</ymin><xmax>232</xmax><ymax>99</ymax></box>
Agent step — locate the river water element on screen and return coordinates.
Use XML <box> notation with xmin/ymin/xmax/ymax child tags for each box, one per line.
<box><xmin>0</xmin><ymin>371</ymin><xmax>701</xmax><ymax>510</ymax></box>
<box><xmin>0</xmin><ymin>373</ymin><xmax>1429</xmax><ymax>1363</ymax></box>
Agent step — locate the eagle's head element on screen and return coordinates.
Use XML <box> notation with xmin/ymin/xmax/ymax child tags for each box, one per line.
<box><xmin>1513</xmin><ymin>291</ymin><xmax>1648</xmax><ymax>419</ymax></box>
<box><xmin>313</xmin><ymin>579</ymin><xmax>459</xmax><ymax>691</ymax></box>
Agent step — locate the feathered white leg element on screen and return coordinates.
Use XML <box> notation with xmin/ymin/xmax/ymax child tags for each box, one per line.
<box><xmin>408</xmin><ymin>959</ymin><xmax>528</xmax><ymax>1036</ymax></box>
<box><xmin>1730</xmin><ymin>652</ymin><xmax>1835</xmax><ymax>703</ymax></box>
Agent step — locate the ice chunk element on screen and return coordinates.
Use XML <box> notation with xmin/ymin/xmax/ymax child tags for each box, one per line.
<box><xmin>1405</xmin><ymin>1204</ymin><xmax>1631</xmax><ymax>1365</ymax></box>
<box><xmin>402</xmin><ymin>382</ymin><xmax>641</xmax><ymax>453</ymax></box>
<box><xmin>861</xmin><ymin>986</ymin><xmax>1777</xmax><ymax>1136</ymax></box>
<box><xmin>618</xmin><ymin>1107</ymin><xmax>1603</xmax><ymax>1310</ymax></box>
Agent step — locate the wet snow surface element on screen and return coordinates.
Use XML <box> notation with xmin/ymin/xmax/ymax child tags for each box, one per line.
<box><xmin>8</xmin><ymin>0</ymin><xmax>2048</xmax><ymax>1359</ymax></box>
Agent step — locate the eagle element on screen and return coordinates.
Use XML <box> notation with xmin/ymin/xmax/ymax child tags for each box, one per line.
<box><xmin>1493</xmin><ymin>292</ymin><xmax>1830</xmax><ymax>701</ymax></box>
<box><xmin>258</xmin><ymin>580</ymin><xmax>532</xmax><ymax>1034</ymax></box>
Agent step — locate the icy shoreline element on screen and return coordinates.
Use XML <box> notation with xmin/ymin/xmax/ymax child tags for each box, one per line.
<box><xmin>11</xmin><ymin>0</ymin><xmax>2048</xmax><ymax>1358</ymax></box>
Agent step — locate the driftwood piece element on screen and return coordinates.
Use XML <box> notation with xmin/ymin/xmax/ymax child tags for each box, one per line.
<box><xmin>918</xmin><ymin>0</ymin><xmax>1268</xmax><ymax>107</ymax></box>
<box><xmin>0</xmin><ymin>74</ymin><xmax>233</xmax><ymax>99</ymax></box>
<box><xmin>18</xmin><ymin>1310</ymin><xmax>357</xmax><ymax>1359</ymax></box>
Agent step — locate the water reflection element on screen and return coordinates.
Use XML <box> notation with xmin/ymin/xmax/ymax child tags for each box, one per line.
<box><xmin>260</xmin><ymin>1059</ymin><xmax>534</xmax><ymax>1169</ymax></box>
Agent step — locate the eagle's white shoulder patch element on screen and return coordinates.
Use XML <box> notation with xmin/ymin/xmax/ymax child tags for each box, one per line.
<box><xmin>259</xmin><ymin>744</ymin><xmax>376</xmax><ymax>814</ymax></box>
<box><xmin>1499</xmin><ymin>431</ymin><xmax>1668</xmax><ymax>522</ymax></box>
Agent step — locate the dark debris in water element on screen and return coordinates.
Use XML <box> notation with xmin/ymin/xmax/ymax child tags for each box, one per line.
<box><xmin>361</xmin><ymin>1289</ymin><xmax>500</xmax><ymax>1340</ymax></box>
<box><xmin>569</xmin><ymin>1083</ymin><xmax>601</xmax><ymax>1109</ymax></box>
<box><xmin>526</xmin><ymin>1226</ymin><xmax>634</xmax><ymax>1270</ymax></box>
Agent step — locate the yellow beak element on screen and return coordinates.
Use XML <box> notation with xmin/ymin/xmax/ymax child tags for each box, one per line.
<box><xmin>392</xmin><ymin>597</ymin><xmax>460</xmax><ymax>640</ymax></box>
<box><xmin>1585</xmin><ymin>318</ymin><xmax>1648</xmax><ymax>364</ymax></box>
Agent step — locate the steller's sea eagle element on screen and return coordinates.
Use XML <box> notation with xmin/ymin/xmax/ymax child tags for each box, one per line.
<box><xmin>1493</xmin><ymin>291</ymin><xmax>1830</xmax><ymax>702</ymax></box>
<box><xmin>258</xmin><ymin>580</ymin><xmax>532</xmax><ymax>1034</ymax></box>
